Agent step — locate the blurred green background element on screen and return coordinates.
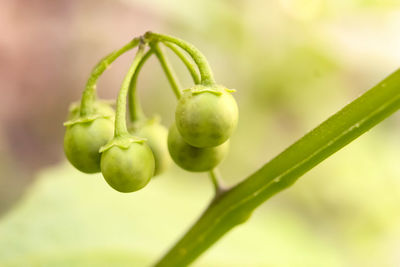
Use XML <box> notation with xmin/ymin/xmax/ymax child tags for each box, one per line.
<box><xmin>0</xmin><ymin>0</ymin><xmax>400</xmax><ymax>266</ymax></box>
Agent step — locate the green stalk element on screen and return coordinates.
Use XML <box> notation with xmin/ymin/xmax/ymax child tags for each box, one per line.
<box><xmin>151</xmin><ymin>42</ymin><xmax>182</xmax><ymax>99</ymax></box>
<box><xmin>128</xmin><ymin>49</ymin><xmax>154</xmax><ymax>123</ymax></box>
<box><xmin>208</xmin><ymin>169</ymin><xmax>224</xmax><ymax>196</ymax></box>
<box><xmin>128</xmin><ymin>41</ymin><xmax>201</xmax><ymax>123</ymax></box>
<box><xmin>114</xmin><ymin>45</ymin><xmax>146</xmax><ymax>137</ymax></box>
<box><xmin>80</xmin><ymin>38</ymin><xmax>140</xmax><ymax>116</ymax></box>
<box><xmin>154</xmin><ymin>69</ymin><xmax>400</xmax><ymax>266</ymax></box>
<box><xmin>163</xmin><ymin>42</ymin><xmax>200</xmax><ymax>84</ymax></box>
<box><xmin>146</xmin><ymin>32</ymin><xmax>215</xmax><ymax>86</ymax></box>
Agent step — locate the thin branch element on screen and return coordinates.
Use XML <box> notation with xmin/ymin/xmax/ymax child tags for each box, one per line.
<box><xmin>146</xmin><ymin>32</ymin><xmax>215</xmax><ymax>85</ymax></box>
<box><xmin>114</xmin><ymin>44</ymin><xmax>146</xmax><ymax>136</ymax></box>
<box><xmin>81</xmin><ymin>38</ymin><xmax>140</xmax><ymax>116</ymax></box>
<box><xmin>151</xmin><ymin>42</ymin><xmax>182</xmax><ymax>99</ymax></box>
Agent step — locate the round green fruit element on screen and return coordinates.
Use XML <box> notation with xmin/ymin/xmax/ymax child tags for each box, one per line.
<box><xmin>132</xmin><ymin>121</ymin><xmax>171</xmax><ymax>176</ymax></box>
<box><xmin>64</xmin><ymin>117</ymin><xmax>114</xmax><ymax>173</ymax></box>
<box><xmin>175</xmin><ymin>85</ymin><xmax>238</xmax><ymax>148</ymax></box>
<box><xmin>100</xmin><ymin>141</ymin><xmax>155</xmax><ymax>193</ymax></box>
<box><xmin>168</xmin><ymin>122</ymin><xmax>229</xmax><ymax>172</ymax></box>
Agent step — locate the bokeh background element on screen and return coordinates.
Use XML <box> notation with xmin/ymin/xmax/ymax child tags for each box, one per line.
<box><xmin>1</xmin><ymin>0</ymin><xmax>400</xmax><ymax>266</ymax></box>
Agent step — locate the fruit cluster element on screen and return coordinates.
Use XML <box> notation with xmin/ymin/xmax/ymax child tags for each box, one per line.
<box><xmin>63</xmin><ymin>33</ymin><xmax>238</xmax><ymax>193</ymax></box>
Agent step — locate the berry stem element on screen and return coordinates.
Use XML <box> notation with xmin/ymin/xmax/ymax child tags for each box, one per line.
<box><xmin>128</xmin><ymin>49</ymin><xmax>154</xmax><ymax>123</ymax></box>
<box><xmin>151</xmin><ymin>42</ymin><xmax>182</xmax><ymax>99</ymax></box>
<box><xmin>208</xmin><ymin>168</ymin><xmax>225</xmax><ymax>196</ymax></box>
<box><xmin>80</xmin><ymin>37</ymin><xmax>140</xmax><ymax>117</ymax></box>
<box><xmin>115</xmin><ymin>43</ymin><xmax>146</xmax><ymax>137</ymax></box>
<box><xmin>163</xmin><ymin>42</ymin><xmax>200</xmax><ymax>84</ymax></box>
<box><xmin>145</xmin><ymin>32</ymin><xmax>215</xmax><ymax>86</ymax></box>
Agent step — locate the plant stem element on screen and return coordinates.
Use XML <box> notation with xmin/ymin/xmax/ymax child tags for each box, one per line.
<box><xmin>145</xmin><ymin>32</ymin><xmax>215</xmax><ymax>86</ymax></box>
<box><xmin>80</xmin><ymin>38</ymin><xmax>140</xmax><ymax>116</ymax></box>
<box><xmin>151</xmin><ymin>42</ymin><xmax>182</xmax><ymax>99</ymax></box>
<box><xmin>208</xmin><ymin>169</ymin><xmax>224</xmax><ymax>196</ymax></box>
<box><xmin>128</xmin><ymin>49</ymin><xmax>154</xmax><ymax>123</ymax></box>
<box><xmin>154</xmin><ymin>69</ymin><xmax>400</xmax><ymax>266</ymax></box>
<box><xmin>114</xmin><ymin>44</ymin><xmax>146</xmax><ymax>137</ymax></box>
<box><xmin>163</xmin><ymin>42</ymin><xmax>200</xmax><ymax>84</ymax></box>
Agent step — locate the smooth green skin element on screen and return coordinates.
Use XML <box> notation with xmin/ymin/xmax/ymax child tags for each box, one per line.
<box><xmin>175</xmin><ymin>88</ymin><xmax>238</xmax><ymax>148</ymax></box>
<box><xmin>100</xmin><ymin>142</ymin><xmax>155</xmax><ymax>193</ymax></box>
<box><xmin>64</xmin><ymin>118</ymin><xmax>114</xmax><ymax>173</ymax></box>
<box><xmin>133</xmin><ymin>123</ymin><xmax>171</xmax><ymax>176</ymax></box>
<box><xmin>168</xmin><ymin>123</ymin><xmax>229</xmax><ymax>172</ymax></box>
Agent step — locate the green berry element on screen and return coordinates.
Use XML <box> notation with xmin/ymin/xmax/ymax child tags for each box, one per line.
<box><xmin>64</xmin><ymin>117</ymin><xmax>114</xmax><ymax>173</ymax></box>
<box><xmin>132</xmin><ymin>119</ymin><xmax>171</xmax><ymax>176</ymax></box>
<box><xmin>175</xmin><ymin>85</ymin><xmax>238</xmax><ymax>148</ymax></box>
<box><xmin>100</xmin><ymin>138</ymin><xmax>155</xmax><ymax>193</ymax></box>
<box><xmin>168</xmin><ymin>122</ymin><xmax>229</xmax><ymax>172</ymax></box>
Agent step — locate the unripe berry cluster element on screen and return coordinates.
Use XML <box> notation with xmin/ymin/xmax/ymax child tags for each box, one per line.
<box><xmin>63</xmin><ymin>33</ymin><xmax>238</xmax><ymax>193</ymax></box>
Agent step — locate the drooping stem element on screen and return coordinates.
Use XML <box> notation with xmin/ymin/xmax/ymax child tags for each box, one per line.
<box><xmin>163</xmin><ymin>42</ymin><xmax>200</xmax><ymax>84</ymax></box>
<box><xmin>154</xmin><ymin>69</ymin><xmax>400</xmax><ymax>266</ymax></box>
<box><xmin>80</xmin><ymin>37</ymin><xmax>140</xmax><ymax>116</ymax></box>
<box><xmin>128</xmin><ymin>41</ymin><xmax>201</xmax><ymax>123</ymax></box>
<box><xmin>128</xmin><ymin>49</ymin><xmax>154</xmax><ymax>123</ymax></box>
<box><xmin>151</xmin><ymin>42</ymin><xmax>182</xmax><ymax>99</ymax></box>
<box><xmin>145</xmin><ymin>32</ymin><xmax>215</xmax><ymax>86</ymax></box>
<box><xmin>114</xmin><ymin>44</ymin><xmax>146</xmax><ymax>137</ymax></box>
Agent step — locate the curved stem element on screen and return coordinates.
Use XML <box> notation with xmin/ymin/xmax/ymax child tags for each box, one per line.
<box><xmin>128</xmin><ymin>49</ymin><xmax>154</xmax><ymax>123</ymax></box>
<box><xmin>151</xmin><ymin>42</ymin><xmax>182</xmax><ymax>99</ymax></box>
<box><xmin>154</xmin><ymin>69</ymin><xmax>400</xmax><ymax>266</ymax></box>
<box><xmin>145</xmin><ymin>32</ymin><xmax>215</xmax><ymax>86</ymax></box>
<box><xmin>80</xmin><ymin>37</ymin><xmax>140</xmax><ymax>116</ymax></box>
<box><xmin>163</xmin><ymin>42</ymin><xmax>200</xmax><ymax>84</ymax></box>
<box><xmin>114</xmin><ymin>44</ymin><xmax>146</xmax><ymax>137</ymax></box>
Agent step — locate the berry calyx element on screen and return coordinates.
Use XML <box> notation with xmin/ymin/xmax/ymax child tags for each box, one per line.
<box><xmin>100</xmin><ymin>136</ymin><xmax>155</xmax><ymax>192</ymax></box>
<box><xmin>67</xmin><ymin>100</ymin><xmax>115</xmax><ymax>120</ymax></box>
